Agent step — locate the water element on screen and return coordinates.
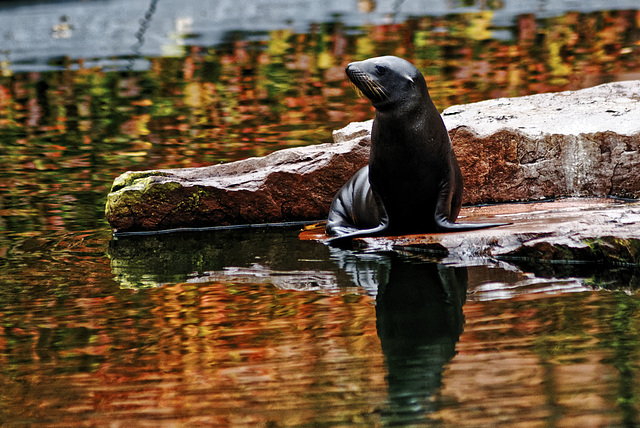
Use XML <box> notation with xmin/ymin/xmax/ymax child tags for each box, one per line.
<box><xmin>2</xmin><ymin>1</ymin><xmax>640</xmax><ymax>426</ymax></box>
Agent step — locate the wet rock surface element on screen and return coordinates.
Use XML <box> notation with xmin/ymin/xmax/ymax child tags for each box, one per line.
<box><xmin>109</xmin><ymin>197</ymin><xmax>640</xmax><ymax>292</ymax></box>
<box><xmin>105</xmin><ymin>81</ymin><xmax>640</xmax><ymax>232</ymax></box>
<box><xmin>331</xmin><ymin>198</ymin><xmax>640</xmax><ymax>267</ymax></box>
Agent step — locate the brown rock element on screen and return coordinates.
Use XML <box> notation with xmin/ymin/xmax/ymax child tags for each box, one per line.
<box><xmin>445</xmin><ymin>80</ymin><xmax>640</xmax><ymax>203</ymax></box>
<box><xmin>105</xmin><ymin>121</ymin><xmax>371</xmax><ymax>232</ymax></box>
<box><xmin>105</xmin><ymin>81</ymin><xmax>640</xmax><ymax>232</ymax></box>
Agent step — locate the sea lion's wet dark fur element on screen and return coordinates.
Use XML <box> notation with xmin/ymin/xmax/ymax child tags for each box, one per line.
<box><xmin>326</xmin><ymin>56</ymin><xmax>505</xmax><ymax>243</ymax></box>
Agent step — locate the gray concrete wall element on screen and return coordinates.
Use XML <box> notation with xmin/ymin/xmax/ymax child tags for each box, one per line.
<box><xmin>1</xmin><ymin>0</ymin><xmax>639</xmax><ymax>71</ymax></box>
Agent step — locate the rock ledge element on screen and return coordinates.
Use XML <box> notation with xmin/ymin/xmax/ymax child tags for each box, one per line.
<box><xmin>326</xmin><ymin>198</ymin><xmax>640</xmax><ymax>267</ymax></box>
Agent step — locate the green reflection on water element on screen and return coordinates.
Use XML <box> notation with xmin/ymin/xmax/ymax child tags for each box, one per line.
<box><xmin>603</xmin><ymin>293</ymin><xmax>640</xmax><ymax>425</ymax></box>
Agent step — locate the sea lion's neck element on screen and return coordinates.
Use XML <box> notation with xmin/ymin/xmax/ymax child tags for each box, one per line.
<box><xmin>369</xmin><ymin>111</ymin><xmax>420</xmax><ymax>172</ymax></box>
<box><xmin>369</xmin><ymin>98</ymin><xmax>447</xmax><ymax>171</ymax></box>
<box><xmin>371</xmin><ymin>100</ymin><xmax>435</xmax><ymax>143</ymax></box>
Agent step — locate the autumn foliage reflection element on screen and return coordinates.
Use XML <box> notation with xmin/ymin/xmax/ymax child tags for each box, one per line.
<box><xmin>0</xmin><ymin>280</ymin><xmax>385</xmax><ymax>426</ymax></box>
<box><xmin>0</xmin><ymin>10</ymin><xmax>639</xmax><ymax>236</ymax></box>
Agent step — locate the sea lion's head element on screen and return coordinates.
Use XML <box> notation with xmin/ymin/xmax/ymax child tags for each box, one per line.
<box><xmin>345</xmin><ymin>56</ymin><xmax>426</xmax><ymax>110</ymax></box>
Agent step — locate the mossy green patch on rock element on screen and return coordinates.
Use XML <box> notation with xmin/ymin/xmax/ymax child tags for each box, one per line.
<box><xmin>106</xmin><ymin>177</ymin><xmax>181</xmax><ymax>213</ymax></box>
<box><xmin>172</xmin><ymin>187</ymin><xmax>205</xmax><ymax>213</ymax></box>
<box><xmin>105</xmin><ymin>176</ymin><xmax>186</xmax><ymax>232</ymax></box>
<box><xmin>109</xmin><ymin>170</ymin><xmax>172</xmax><ymax>193</ymax></box>
<box><xmin>502</xmin><ymin>241</ymin><xmax>591</xmax><ymax>263</ymax></box>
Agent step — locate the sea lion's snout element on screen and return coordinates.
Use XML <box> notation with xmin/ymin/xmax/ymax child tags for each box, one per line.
<box><xmin>345</xmin><ymin>62</ymin><xmax>358</xmax><ymax>80</ymax></box>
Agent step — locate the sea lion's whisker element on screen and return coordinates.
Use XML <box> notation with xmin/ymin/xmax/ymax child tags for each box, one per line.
<box><xmin>368</xmin><ymin>80</ymin><xmax>387</xmax><ymax>100</ymax></box>
<box><xmin>366</xmin><ymin>79</ymin><xmax>381</xmax><ymax>99</ymax></box>
<box><xmin>372</xmin><ymin>82</ymin><xmax>387</xmax><ymax>99</ymax></box>
<box><xmin>364</xmin><ymin>79</ymin><xmax>376</xmax><ymax>95</ymax></box>
<box><xmin>369</xmin><ymin>83</ymin><xmax>380</xmax><ymax>97</ymax></box>
<box><xmin>350</xmin><ymin>82</ymin><xmax>365</xmax><ymax>99</ymax></box>
<box><xmin>358</xmin><ymin>77</ymin><xmax>374</xmax><ymax>97</ymax></box>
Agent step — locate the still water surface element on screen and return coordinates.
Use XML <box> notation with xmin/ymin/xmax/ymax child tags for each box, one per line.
<box><xmin>2</xmin><ymin>1</ymin><xmax>640</xmax><ymax>426</ymax></box>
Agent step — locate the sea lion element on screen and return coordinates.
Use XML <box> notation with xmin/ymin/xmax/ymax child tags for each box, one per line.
<box><xmin>326</xmin><ymin>55</ymin><xmax>505</xmax><ymax>243</ymax></box>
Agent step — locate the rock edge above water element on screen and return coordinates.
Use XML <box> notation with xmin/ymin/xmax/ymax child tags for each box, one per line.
<box><xmin>311</xmin><ymin>197</ymin><xmax>640</xmax><ymax>266</ymax></box>
<box><xmin>105</xmin><ymin>81</ymin><xmax>640</xmax><ymax>233</ymax></box>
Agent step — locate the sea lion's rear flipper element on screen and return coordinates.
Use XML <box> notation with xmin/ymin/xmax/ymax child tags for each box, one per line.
<box><xmin>325</xmin><ymin>187</ymin><xmax>389</xmax><ymax>247</ymax></box>
<box><xmin>325</xmin><ymin>200</ymin><xmax>389</xmax><ymax>246</ymax></box>
<box><xmin>325</xmin><ymin>167</ymin><xmax>390</xmax><ymax>246</ymax></box>
<box><xmin>324</xmin><ymin>220</ymin><xmax>388</xmax><ymax>247</ymax></box>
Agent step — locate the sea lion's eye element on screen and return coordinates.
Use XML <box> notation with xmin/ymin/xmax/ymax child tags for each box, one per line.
<box><xmin>375</xmin><ymin>65</ymin><xmax>387</xmax><ymax>75</ymax></box>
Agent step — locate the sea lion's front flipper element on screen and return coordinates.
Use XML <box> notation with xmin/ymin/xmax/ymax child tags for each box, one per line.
<box><xmin>434</xmin><ymin>181</ymin><xmax>510</xmax><ymax>232</ymax></box>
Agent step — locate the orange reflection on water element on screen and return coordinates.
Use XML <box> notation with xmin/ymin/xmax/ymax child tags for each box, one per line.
<box><xmin>1</xmin><ymin>281</ymin><xmax>386</xmax><ymax>426</ymax></box>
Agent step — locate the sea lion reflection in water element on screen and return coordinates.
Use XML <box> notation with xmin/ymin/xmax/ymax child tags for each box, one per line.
<box><xmin>326</xmin><ymin>56</ymin><xmax>506</xmax><ymax>244</ymax></box>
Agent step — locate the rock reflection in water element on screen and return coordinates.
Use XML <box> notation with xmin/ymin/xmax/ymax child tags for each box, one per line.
<box><xmin>108</xmin><ymin>227</ymin><xmax>343</xmax><ymax>290</ymax></box>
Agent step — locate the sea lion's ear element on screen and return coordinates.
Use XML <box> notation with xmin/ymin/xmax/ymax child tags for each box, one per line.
<box><xmin>405</xmin><ymin>75</ymin><xmax>415</xmax><ymax>86</ymax></box>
